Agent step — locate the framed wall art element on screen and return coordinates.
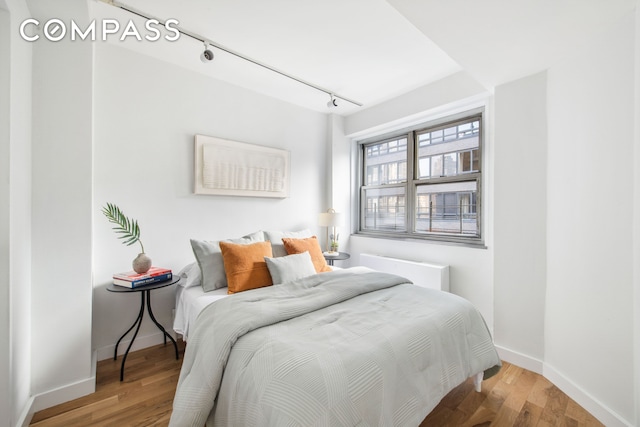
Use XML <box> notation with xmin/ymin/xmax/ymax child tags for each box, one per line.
<box><xmin>194</xmin><ymin>135</ymin><xmax>290</xmax><ymax>198</ymax></box>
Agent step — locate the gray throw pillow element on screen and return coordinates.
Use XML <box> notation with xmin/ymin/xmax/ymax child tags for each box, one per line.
<box><xmin>264</xmin><ymin>229</ymin><xmax>312</xmax><ymax>257</ymax></box>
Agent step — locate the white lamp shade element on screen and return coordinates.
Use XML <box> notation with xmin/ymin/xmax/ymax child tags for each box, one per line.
<box><xmin>318</xmin><ymin>211</ymin><xmax>343</xmax><ymax>227</ymax></box>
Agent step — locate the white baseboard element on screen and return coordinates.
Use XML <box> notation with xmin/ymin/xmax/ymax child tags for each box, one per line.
<box><xmin>495</xmin><ymin>345</ymin><xmax>544</xmax><ymax>374</ymax></box>
<box><xmin>31</xmin><ymin>372</ymin><xmax>95</xmax><ymax>414</ymax></box>
<box><xmin>496</xmin><ymin>345</ymin><xmax>632</xmax><ymax>427</ymax></box>
<box><xmin>14</xmin><ymin>351</ymin><xmax>98</xmax><ymax>426</ymax></box>
<box><xmin>96</xmin><ymin>331</ymin><xmax>171</xmax><ymax>361</ymax></box>
<box><xmin>543</xmin><ymin>364</ymin><xmax>632</xmax><ymax>427</ymax></box>
<box><xmin>16</xmin><ymin>396</ymin><xmax>35</xmax><ymax>427</ymax></box>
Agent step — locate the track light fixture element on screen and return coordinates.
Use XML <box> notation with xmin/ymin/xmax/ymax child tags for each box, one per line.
<box><xmin>200</xmin><ymin>42</ymin><xmax>214</xmax><ymax>62</ymax></box>
<box><xmin>99</xmin><ymin>0</ymin><xmax>363</xmax><ymax>108</ymax></box>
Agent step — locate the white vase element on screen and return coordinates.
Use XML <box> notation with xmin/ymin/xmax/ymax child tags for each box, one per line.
<box><xmin>132</xmin><ymin>253</ymin><xmax>152</xmax><ymax>274</ymax></box>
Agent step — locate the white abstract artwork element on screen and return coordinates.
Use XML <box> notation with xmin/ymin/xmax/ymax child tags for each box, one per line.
<box><xmin>194</xmin><ymin>135</ymin><xmax>290</xmax><ymax>198</ymax></box>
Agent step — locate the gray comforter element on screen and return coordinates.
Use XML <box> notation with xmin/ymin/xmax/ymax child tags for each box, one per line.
<box><xmin>169</xmin><ymin>267</ymin><xmax>500</xmax><ymax>427</ymax></box>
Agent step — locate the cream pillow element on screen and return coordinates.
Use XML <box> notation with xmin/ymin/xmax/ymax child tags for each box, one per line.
<box><xmin>264</xmin><ymin>251</ymin><xmax>316</xmax><ymax>285</ymax></box>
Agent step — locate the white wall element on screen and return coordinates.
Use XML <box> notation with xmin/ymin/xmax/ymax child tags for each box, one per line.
<box><xmin>326</xmin><ymin>114</ymin><xmax>351</xmax><ymax>252</ymax></box>
<box><xmin>634</xmin><ymin>4</ymin><xmax>640</xmax><ymax>425</ymax></box>
<box><xmin>1</xmin><ymin>0</ymin><xmax>32</xmax><ymax>425</ymax></box>
<box><xmin>546</xmin><ymin>11</ymin><xmax>636</xmax><ymax>425</ymax></box>
<box><xmin>340</xmin><ymin>72</ymin><xmax>495</xmax><ymax>326</ymax></box>
<box><xmin>28</xmin><ymin>0</ymin><xmax>95</xmax><ymax>411</ymax></box>
<box><xmin>0</xmin><ymin>5</ymin><xmax>11</xmax><ymax>425</ymax></box>
<box><xmin>345</xmin><ymin>71</ymin><xmax>487</xmax><ymax>138</ymax></box>
<box><xmin>91</xmin><ymin>43</ymin><xmax>329</xmax><ymax>357</ymax></box>
<box><xmin>493</xmin><ymin>72</ymin><xmax>547</xmax><ymax>371</ymax></box>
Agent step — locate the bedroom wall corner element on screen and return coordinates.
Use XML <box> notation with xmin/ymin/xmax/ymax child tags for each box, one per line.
<box><xmin>492</xmin><ymin>71</ymin><xmax>547</xmax><ymax>369</ymax></box>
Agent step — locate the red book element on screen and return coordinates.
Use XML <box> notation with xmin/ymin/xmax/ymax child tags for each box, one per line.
<box><xmin>113</xmin><ymin>266</ymin><xmax>172</xmax><ymax>281</ymax></box>
<box><xmin>113</xmin><ymin>267</ymin><xmax>173</xmax><ymax>287</ymax></box>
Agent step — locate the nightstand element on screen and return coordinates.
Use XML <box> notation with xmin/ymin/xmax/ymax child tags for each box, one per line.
<box><xmin>323</xmin><ymin>251</ymin><xmax>350</xmax><ymax>266</ymax></box>
<box><xmin>107</xmin><ymin>277</ymin><xmax>180</xmax><ymax>381</ymax></box>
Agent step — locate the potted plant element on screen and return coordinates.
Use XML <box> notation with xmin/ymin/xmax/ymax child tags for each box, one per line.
<box><xmin>329</xmin><ymin>233</ymin><xmax>339</xmax><ymax>254</ymax></box>
<box><xmin>102</xmin><ymin>203</ymin><xmax>152</xmax><ymax>273</ymax></box>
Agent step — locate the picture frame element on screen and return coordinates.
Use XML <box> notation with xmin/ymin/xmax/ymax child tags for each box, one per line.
<box><xmin>194</xmin><ymin>135</ymin><xmax>290</xmax><ymax>198</ymax></box>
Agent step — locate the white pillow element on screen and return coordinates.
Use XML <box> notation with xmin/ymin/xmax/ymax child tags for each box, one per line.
<box><xmin>264</xmin><ymin>251</ymin><xmax>316</xmax><ymax>285</ymax></box>
<box><xmin>264</xmin><ymin>229</ymin><xmax>312</xmax><ymax>257</ymax></box>
<box><xmin>191</xmin><ymin>230</ymin><xmax>264</xmax><ymax>292</ymax></box>
<box><xmin>176</xmin><ymin>262</ymin><xmax>201</xmax><ymax>288</ymax></box>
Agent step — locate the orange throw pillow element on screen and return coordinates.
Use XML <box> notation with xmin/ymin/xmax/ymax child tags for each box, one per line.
<box><xmin>282</xmin><ymin>236</ymin><xmax>331</xmax><ymax>273</ymax></box>
<box><xmin>219</xmin><ymin>241</ymin><xmax>273</xmax><ymax>294</ymax></box>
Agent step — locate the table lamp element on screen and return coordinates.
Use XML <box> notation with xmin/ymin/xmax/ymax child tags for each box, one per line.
<box><xmin>318</xmin><ymin>208</ymin><xmax>343</xmax><ymax>255</ymax></box>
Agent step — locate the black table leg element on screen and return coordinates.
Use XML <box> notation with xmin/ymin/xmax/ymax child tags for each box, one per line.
<box><xmin>108</xmin><ymin>278</ymin><xmax>180</xmax><ymax>382</ymax></box>
<box><xmin>114</xmin><ymin>291</ymin><xmax>145</xmax><ymax>361</ymax></box>
<box><xmin>113</xmin><ymin>288</ymin><xmax>180</xmax><ymax>381</ymax></box>
<box><xmin>145</xmin><ymin>289</ymin><xmax>179</xmax><ymax>360</ymax></box>
<box><xmin>117</xmin><ymin>292</ymin><xmax>146</xmax><ymax>381</ymax></box>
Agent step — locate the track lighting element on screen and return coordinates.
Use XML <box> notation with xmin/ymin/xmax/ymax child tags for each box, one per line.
<box><xmin>200</xmin><ymin>43</ymin><xmax>214</xmax><ymax>62</ymax></box>
<box><xmin>99</xmin><ymin>0</ymin><xmax>364</xmax><ymax>108</ymax></box>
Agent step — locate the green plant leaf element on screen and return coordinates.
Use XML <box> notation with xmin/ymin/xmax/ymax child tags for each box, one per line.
<box><xmin>102</xmin><ymin>203</ymin><xmax>145</xmax><ymax>253</ymax></box>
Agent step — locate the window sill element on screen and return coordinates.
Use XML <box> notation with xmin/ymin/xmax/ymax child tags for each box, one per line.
<box><xmin>352</xmin><ymin>231</ymin><xmax>487</xmax><ymax>250</ymax></box>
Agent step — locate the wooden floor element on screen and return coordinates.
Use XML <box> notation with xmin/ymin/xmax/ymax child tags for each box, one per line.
<box><xmin>31</xmin><ymin>341</ymin><xmax>604</xmax><ymax>427</ymax></box>
<box><xmin>420</xmin><ymin>364</ymin><xmax>604</xmax><ymax>427</ymax></box>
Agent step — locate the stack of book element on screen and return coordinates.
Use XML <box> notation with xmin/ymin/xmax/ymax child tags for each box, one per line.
<box><xmin>113</xmin><ymin>267</ymin><xmax>173</xmax><ymax>288</ymax></box>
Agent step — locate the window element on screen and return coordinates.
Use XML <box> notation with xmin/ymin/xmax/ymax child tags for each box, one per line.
<box><xmin>358</xmin><ymin>113</ymin><xmax>483</xmax><ymax>245</ymax></box>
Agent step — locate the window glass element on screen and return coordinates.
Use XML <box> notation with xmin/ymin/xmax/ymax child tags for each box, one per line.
<box><xmin>362</xmin><ymin>186</ymin><xmax>406</xmax><ymax>232</ymax></box>
<box><xmin>417</xmin><ymin>120</ymin><xmax>480</xmax><ymax>178</ymax></box>
<box><xmin>359</xmin><ymin>114</ymin><xmax>482</xmax><ymax>243</ymax></box>
<box><xmin>430</xmin><ymin>156</ymin><xmax>442</xmax><ymax>177</ymax></box>
<box><xmin>443</xmin><ymin>153</ymin><xmax>457</xmax><ymax>176</ymax></box>
<box><xmin>459</xmin><ymin>151</ymin><xmax>472</xmax><ymax>173</ymax></box>
<box><xmin>415</xmin><ymin>181</ymin><xmax>478</xmax><ymax>235</ymax></box>
<box><xmin>363</xmin><ymin>138</ymin><xmax>407</xmax><ymax>185</ymax></box>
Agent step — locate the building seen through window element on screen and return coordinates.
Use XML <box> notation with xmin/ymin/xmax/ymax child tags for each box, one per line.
<box><xmin>359</xmin><ymin>114</ymin><xmax>482</xmax><ymax>244</ymax></box>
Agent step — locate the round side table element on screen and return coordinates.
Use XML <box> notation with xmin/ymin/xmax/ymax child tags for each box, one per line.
<box><xmin>323</xmin><ymin>251</ymin><xmax>350</xmax><ymax>266</ymax></box>
<box><xmin>107</xmin><ymin>277</ymin><xmax>181</xmax><ymax>381</ymax></box>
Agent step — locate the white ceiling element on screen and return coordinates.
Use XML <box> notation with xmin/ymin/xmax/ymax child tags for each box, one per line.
<box><xmin>94</xmin><ymin>0</ymin><xmax>636</xmax><ymax>116</ymax></box>
<box><xmin>388</xmin><ymin>0</ymin><xmax>637</xmax><ymax>88</ymax></box>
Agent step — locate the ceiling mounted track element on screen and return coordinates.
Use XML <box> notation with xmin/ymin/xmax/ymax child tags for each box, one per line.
<box><xmin>98</xmin><ymin>0</ymin><xmax>363</xmax><ymax>108</ymax></box>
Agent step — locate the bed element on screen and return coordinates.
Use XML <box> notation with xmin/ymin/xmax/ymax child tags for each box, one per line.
<box><xmin>170</xmin><ymin>249</ymin><xmax>501</xmax><ymax>427</ymax></box>
<box><xmin>173</xmin><ymin>272</ymin><xmax>228</xmax><ymax>342</ymax></box>
<box><xmin>174</xmin><ymin>260</ymin><xmax>341</xmax><ymax>342</ymax></box>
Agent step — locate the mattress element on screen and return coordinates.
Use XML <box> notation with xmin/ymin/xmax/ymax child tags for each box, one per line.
<box><xmin>173</xmin><ymin>285</ymin><xmax>228</xmax><ymax>341</ymax></box>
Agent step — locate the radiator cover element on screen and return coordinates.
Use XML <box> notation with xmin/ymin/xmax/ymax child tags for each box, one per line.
<box><xmin>359</xmin><ymin>254</ymin><xmax>449</xmax><ymax>292</ymax></box>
